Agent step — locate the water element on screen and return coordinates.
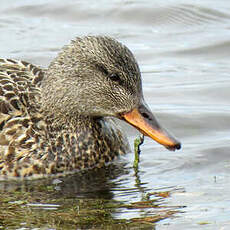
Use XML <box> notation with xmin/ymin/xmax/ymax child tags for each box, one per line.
<box><xmin>0</xmin><ymin>0</ymin><xmax>230</xmax><ymax>229</ymax></box>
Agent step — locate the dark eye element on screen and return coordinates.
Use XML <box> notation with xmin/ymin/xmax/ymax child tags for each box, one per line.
<box><xmin>109</xmin><ymin>73</ymin><xmax>121</xmax><ymax>82</ymax></box>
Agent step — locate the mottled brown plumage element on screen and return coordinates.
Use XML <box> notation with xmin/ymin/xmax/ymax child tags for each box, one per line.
<box><xmin>0</xmin><ymin>36</ymin><xmax>141</xmax><ymax>179</ymax></box>
<box><xmin>0</xmin><ymin>36</ymin><xmax>181</xmax><ymax>179</ymax></box>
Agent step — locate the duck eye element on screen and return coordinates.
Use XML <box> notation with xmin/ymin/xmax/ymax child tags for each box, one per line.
<box><xmin>109</xmin><ymin>73</ymin><xmax>121</xmax><ymax>82</ymax></box>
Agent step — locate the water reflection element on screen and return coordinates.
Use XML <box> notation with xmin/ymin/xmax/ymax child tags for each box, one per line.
<box><xmin>0</xmin><ymin>161</ymin><xmax>184</xmax><ymax>229</ymax></box>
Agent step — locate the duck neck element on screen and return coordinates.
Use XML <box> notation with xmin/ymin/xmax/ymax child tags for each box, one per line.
<box><xmin>42</xmin><ymin>114</ymin><xmax>129</xmax><ymax>171</ymax></box>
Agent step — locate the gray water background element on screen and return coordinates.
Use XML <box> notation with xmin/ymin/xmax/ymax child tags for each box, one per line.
<box><xmin>0</xmin><ymin>0</ymin><xmax>230</xmax><ymax>229</ymax></box>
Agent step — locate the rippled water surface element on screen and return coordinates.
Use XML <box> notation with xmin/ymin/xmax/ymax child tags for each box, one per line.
<box><xmin>0</xmin><ymin>0</ymin><xmax>230</xmax><ymax>229</ymax></box>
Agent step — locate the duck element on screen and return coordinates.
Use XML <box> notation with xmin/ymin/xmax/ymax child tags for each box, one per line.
<box><xmin>0</xmin><ymin>36</ymin><xmax>181</xmax><ymax>179</ymax></box>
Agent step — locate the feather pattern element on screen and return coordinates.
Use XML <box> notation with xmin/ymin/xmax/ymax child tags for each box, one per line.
<box><xmin>0</xmin><ymin>57</ymin><xmax>129</xmax><ymax>179</ymax></box>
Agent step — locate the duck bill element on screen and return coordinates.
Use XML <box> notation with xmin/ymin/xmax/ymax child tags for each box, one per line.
<box><xmin>121</xmin><ymin>104</ymin><xmax>181</xmax><ymax>151</ymax></box>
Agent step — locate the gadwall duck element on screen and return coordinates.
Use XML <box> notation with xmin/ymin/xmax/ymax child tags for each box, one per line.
<box><xmin>0</xmin><ymin>36</ymin><xmax>181</xmax><ymax>179</ymax></box>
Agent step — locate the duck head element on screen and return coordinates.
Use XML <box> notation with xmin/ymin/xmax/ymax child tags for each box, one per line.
<box><xmin>42</xmin><ymin>36</ymin><xmax>181</xmax><ymax>151</ymax></box>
